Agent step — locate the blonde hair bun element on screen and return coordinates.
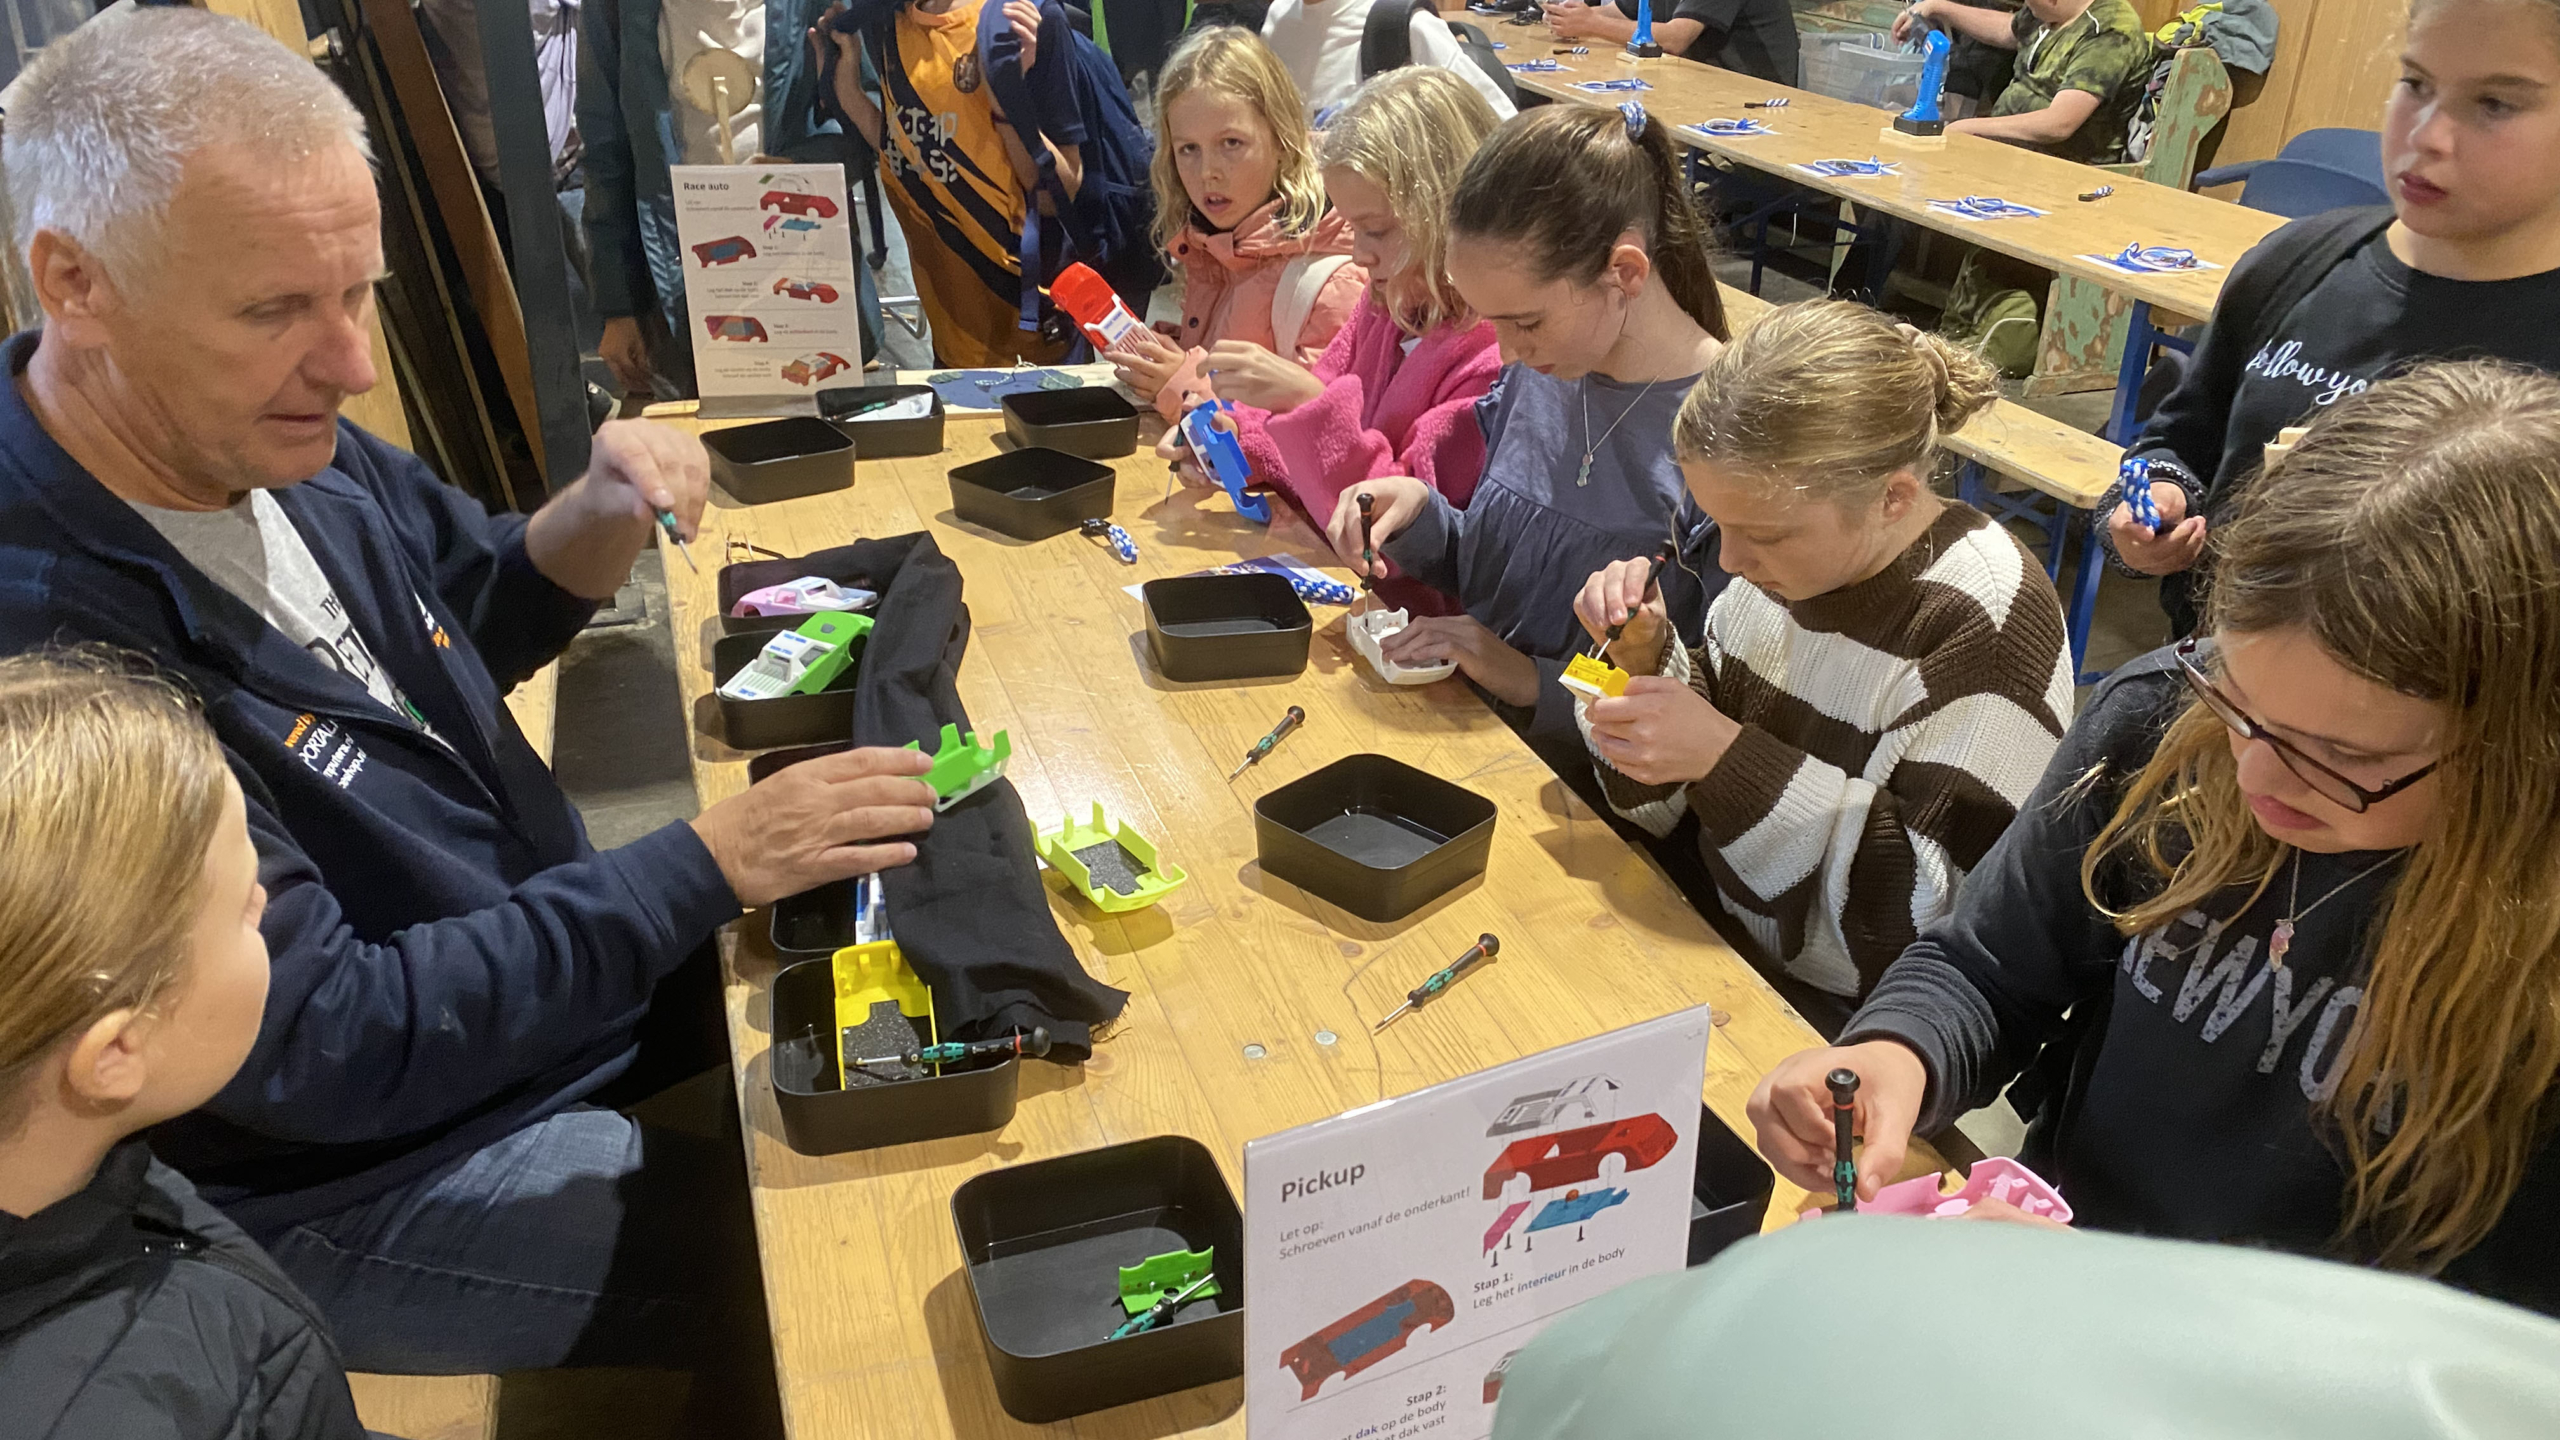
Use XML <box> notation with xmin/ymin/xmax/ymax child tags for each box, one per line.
<box><xmin>1673</xmin><ymin>299</ymin><xmax>1998</xmax><ymax>502</ymax></box>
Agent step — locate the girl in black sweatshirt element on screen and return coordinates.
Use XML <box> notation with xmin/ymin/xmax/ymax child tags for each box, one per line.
<box><xmin>0</xmin><ymin>655</ymin><xmax>366</xmax><ymax>1440</ymax></box>
<box><xmin>2105</xmin><ymin>0</ymin><xmax>2560</xmax><ymax>636</ymax></box>
<box><xmin>1750</xmin><ymin>362</ymin><xmax>2560</xmax><ymax>1318</ymax></box>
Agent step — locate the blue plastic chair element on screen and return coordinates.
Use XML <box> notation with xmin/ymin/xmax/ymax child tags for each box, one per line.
<box><xmin>2195</xmin><ymin>128</ymin><xmax>2388</xmax><ymax>217</ymax></box>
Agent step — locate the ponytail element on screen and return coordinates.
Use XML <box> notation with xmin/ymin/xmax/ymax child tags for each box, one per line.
<box><xmin>1449</xmin><ymin>102</ymin><xmax>1729</xmax><ymax>341</ymax></box>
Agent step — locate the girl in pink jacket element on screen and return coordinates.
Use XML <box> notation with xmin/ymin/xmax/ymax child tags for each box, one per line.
<box><xmin>1160</xmin><ymin>67</ymin><xmax>1505</xmax><ymax>548</ymax></box>
<box><xmin>1115</xmin><ymin>27</ymin><xmax>1368</xmax><ymax>420</ymax></box>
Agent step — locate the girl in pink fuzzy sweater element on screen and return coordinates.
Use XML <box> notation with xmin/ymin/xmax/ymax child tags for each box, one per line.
<box><xmin>1158</xmin><ymin>67</ymin><xmax>1503</xmax><ymax>540</ymax></box>
<box><xmin>1114</xmin><ymin>27</ymin><xmax>1368</xmax><ymax>421</ymax></box>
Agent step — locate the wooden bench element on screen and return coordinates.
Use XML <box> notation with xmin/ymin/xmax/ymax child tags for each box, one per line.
<box><xmin>1719</xmin><ymin>283</ymin><xmax>2123</xmax><ymax>682</ymax></box>
<box><xmin>340</xmin><ymin>666</ymin><xmax>551</xmax><ymax>1438</ymax></box>
<box><xmin>347</xmin><ymin>1373</ymin><xmax>499</xmax><ymax>1440</ymax></box>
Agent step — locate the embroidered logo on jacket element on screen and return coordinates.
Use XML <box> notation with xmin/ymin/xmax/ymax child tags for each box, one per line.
<box><xmin>281</xmin><ymin>711</ymin><xmax>370</xmax><ymax>791</ymax></box>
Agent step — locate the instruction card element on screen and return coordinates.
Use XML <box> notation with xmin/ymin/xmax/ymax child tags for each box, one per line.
<box><xmin>1242</xmin><ymin>1006</ymin><xmax>1714</xmax><ymax>1440</ymax></box>
<box><xmin>671</xmin><ymin>163</ymin><xmax>865</xmax><ymax>405</ymax></box>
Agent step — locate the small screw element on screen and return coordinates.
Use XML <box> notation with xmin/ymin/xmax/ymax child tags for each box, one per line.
<box><xmin>1314</xmin><ymin>1030</ymin><xmax>1338</xmax><ymax>1046</ymax></box>
<box><xmin>1242</xmin><ymin>1043</ymin><xmax>1267</xmax><ymax>1060</ymax></box>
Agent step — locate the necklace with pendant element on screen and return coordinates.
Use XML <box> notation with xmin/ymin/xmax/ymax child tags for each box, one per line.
<box><xmin>2268</xmin><ymin>849</ymin><xmax>2401</xmax><ymax>969</ymax></box>
<box><xmin>1577</xmin><ymin>374</ymin><xmax>1667</xmax><ymax>487</ymax></box>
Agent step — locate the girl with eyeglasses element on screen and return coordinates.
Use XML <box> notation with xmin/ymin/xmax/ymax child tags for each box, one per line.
<box><xmin>1747</xmin><ymin>360</ymin><xmax>2560</xmax><ymax>1316</ymax></box>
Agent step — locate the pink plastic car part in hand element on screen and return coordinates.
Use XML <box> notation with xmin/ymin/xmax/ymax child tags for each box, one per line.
<box><xmin>1848</xmin><ymin>1156</ymin><xmax>2073</xmax><ymax>1224</ymax></box>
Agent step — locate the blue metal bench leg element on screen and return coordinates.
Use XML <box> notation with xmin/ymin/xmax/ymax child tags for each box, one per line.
<box><xmin>2109</xmin><ymin>301</ymin><xmax>2159</xmax><ymax>445</ymax></box>
<box><xmin>2067</xmin><ymin>516</ymin><xmax>2106</xmax><ymax>686</ymax></box>
<box><xmin>1956</xmin><ymin>459</ymin><xmax>1987</xmax><ymax>509</ymax></box>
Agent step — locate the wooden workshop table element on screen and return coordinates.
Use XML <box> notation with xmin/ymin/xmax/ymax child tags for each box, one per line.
<box><xmin>650</xmin><ymin>399</ymin><xmax>1943</xmax><ymax>1438</ymax></box>
<box><xmin>1494</xmin><ymin>32</ymin><xmax>2284</xmax><ymax>322</ymax></box>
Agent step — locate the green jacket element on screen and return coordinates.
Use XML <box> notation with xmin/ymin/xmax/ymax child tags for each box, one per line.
<box><xmin>1991</xmin><ymin>0</ymin><xmax>2152</xmax><ymax>165</ymax></box>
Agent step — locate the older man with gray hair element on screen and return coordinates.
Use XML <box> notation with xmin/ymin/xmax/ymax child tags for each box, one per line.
<box><xmin>0</xmin><ymin>7</ymin><xmax>934</xmax><ymax>1399</ymax></box>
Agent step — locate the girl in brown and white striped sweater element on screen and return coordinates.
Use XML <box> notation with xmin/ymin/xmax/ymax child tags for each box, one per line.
<box><xmin>1572</xmin><ymin>301</ymin><xmax>2074</xmax><ymax>1019</ymax></box>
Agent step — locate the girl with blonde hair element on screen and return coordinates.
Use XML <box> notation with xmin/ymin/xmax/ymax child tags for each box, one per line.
<box><xmin>1753</xmin><ymin>360</ymin><xmax>2560</xmax><ymax>1316</ymax></box>
<box><xmin>1326</xmin><ymin>100</ymin><xmax>1736</xmax><ymax>803</ymax></box>
<box><xmin>1113</xmin><ymin>26</ymin><xmax>1366</xmax><ymax>420</ymax></box>
<box><xmin>0</xmin><ymin>652</ymin><xmax>365</xmax><ymax>1435</ymax></box>
<box><xmin>1571</xmin><ymin>299</ymin><xmax>2072</xmax><ymax>1024</ymax></box>
<box><xmin>1161</xmin><ymin>65</ymin><xmax>1501</xmax><ymax>564</ymax></box>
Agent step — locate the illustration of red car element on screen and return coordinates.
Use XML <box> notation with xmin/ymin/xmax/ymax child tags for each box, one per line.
<box><xmin>759</xmin><ymin>190</ymin><xmax>839</xmax><ymax>219</ymax></box>
<box><xmin>1480</xmin><ymin>1113</ymin><xmax>1676</xmax><ymax>1199</ymax></box>
<box><xmin>703</xmin><ymin>315</ymin><xmax>769</xmax><ymax>343</ymax></box>
<box><xmin>1277</xmin><ymin>1280</ymin><xmax>1454</xmax><ymax>1401</ymax></box>
<box><xmin>691</xmin><ymin>235</ymin><xmax>756</xmax><ymax>266</ymax></box>
<box><xmin>771</xmin><ymin>277</ymin><xmax>840</xmax><ymax>303</ymax></box>
<box><xmin>781</xmin><ymin>352</ymin><xmax>853</xmax><ymax>386</ymax></box>
<box><xmin>1483</xmin><ymin>1349</ymin><xmax>1521</xmax><ymax>1405</ymax></box>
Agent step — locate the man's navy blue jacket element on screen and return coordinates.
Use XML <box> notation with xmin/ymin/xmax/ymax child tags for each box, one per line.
<box><xmin>0</xmin><ymin>333</ymin><xmax>742</xmax><ymax>1235</ymax></box>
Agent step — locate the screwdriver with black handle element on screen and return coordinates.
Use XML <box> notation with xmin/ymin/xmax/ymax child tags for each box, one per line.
<box><xmin>1357</xmin><ymin>492</ymin><xmax>1377</xmax><ymax>594</ymax></box>
<box><xmin>1592</xmin><ymin>546</ymin><xmax>1671</xmax><ymax>657</ymax></box>
<box><xmin>1374</xmin><ymin>934</ymin><xmax>1501</xmax><ymax>1033</ymax></box>
<box><xmin>1228</xmin><ymin>705</ymin><xmax>1305</xmax><ymax>781</ymax></box>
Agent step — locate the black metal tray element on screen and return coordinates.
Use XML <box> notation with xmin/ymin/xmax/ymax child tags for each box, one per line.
<box><xmin>704</xmin><ymin>417</ymin><xmax>854</xmax><ymax>504</ymax></box>
<box><xmin>948</xmin><ymin>447</ymin><xmax>1116</xmax><ymax>541</ymax></box>
<box><xmin>816</xmin><ymin>382</ymin><xmax>945</xmax><ymax>458</ymax></box>
<box><xmin>951</xmin><ymin>1135</ymin><xmax>1243</xmax><ymax>1423</ymax></box>
<box><xmin>710</xmin><ymin>631</ymin><xmax>863</xmax><ymax>752</ymax></box>
<box><xmin>1253</xmin><ymin>754</ymin><xmax>1497</xmax><ymax>923</ymax></box>
<box><xmin>1000</xmin><ymin>387</ymin><xmax>1139</xmax><ymax>459</ymax></box>
<box><xmin>765</xmin><ymin>955</ymin><xmax>1021</xmax><ymax>1156</ymax></box>
<box><xmin>1142</xmin><ymin>573</ymin><xmax>1312</xmax><ymax>683</ymax></box>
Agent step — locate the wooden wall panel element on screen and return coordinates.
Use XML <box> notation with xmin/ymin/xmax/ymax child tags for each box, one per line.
<box><xmin>2211</xmin><ymin>0</ymin><xmax>2329</xmax><ymax>178</ymax></box>
<box><xmin>2284</xmin><ymin>0</ymin><xmax>2408</xmax><ymax>138</ymax></box>
<box><xmin>197</xmin><ymin>0</ymin><xmax>416</xmax><ymax>452</ymax></box>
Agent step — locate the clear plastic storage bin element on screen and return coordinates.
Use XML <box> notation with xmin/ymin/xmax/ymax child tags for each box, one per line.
<box><xmin>1797</xmin><ymin>29</ymin><xmax>1926</xmax><ymax>112</ymax></box>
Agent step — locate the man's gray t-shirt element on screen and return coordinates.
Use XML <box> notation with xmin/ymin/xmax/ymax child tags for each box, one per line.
<box><xmin>131</xmin><ymin>490</ymin><xmax>439</xmax><ymax>737</ymax></box>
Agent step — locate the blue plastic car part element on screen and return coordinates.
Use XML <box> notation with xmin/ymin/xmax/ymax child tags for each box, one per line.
<box><xmin>2121</xmin><ymin>457</ymin><xmax>2162</xmax><ymax>529</ymax></box>
<box><xmin>1936</xmin><ymin>196</ymin><xmax>2042</xmax><ymax>219</ymax></box>
<box><xmin>1809</xmin><ymin>156</ymin><xmax>1898</xmax><ymax>177</ymax></box>
<box><xmin>1326</xmin><ymin>1301</ymin><xmax>1419</xmax><ymax>1367</ymax></box>
<box><xmin>1080</xmin><ymin>518</ymin><xmax>1138</xmax><ymax>564</ymax></box>
<box><xmin>1288</xmin><ymin>575</ymin><xmax>1354</xmax><ymax>606</ymax></box>
<box><xmin>1181</xmin><ymin>400</ymin><xmax>1268</xmax><ymax>524</ymax></box>
<box><xmin>1526</xmin><ymin>1187</ymin><xmax>1631</xmax><ymax>1232</ymax></box>
<box><xmin>2110</xmin><ymin>244</ymin><xmax>2201</xmax><ymax>272</ymax></box>
<box><xmin>1896</xmin><ymin>29</ymin><xmax>1949</xmax><ymax>134</ymax></box>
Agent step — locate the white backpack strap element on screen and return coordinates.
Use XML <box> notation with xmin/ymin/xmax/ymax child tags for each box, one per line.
<box><xmin>1270</xmin><ymin>253</ymin><xmax>1355</xmax><ymax>361</ymax></box>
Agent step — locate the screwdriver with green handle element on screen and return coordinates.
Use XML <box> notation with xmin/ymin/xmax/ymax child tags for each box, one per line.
<box><xmin>1228</xmin><ymin>705</ymin><xmax>1305</xmax><ymax>781</ymax></box>
<box><xmin>1374</xmin><ymin>934</ymin><xmax>1501</xmax><ymax>1033</ymax></box>
<box><xmin>652</xmin><ymin>506</ymin><xmax>698</xmax><ymax>573</ymax></box>
<box><xmin>851</xmin><ymin>1027</ymin><xmax>1052</xmax><ymax>1070</ymax></box>
<box><xmin>1106</xmin><ymin>1270</ymin><xmax>1217</xmax><ymax>1341</ymax></box>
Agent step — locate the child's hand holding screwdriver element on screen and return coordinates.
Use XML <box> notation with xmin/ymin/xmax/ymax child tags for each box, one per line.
<box><xmin>1325</xmin><ymin>476</ymin><xmax>1430</xmax><ymax>577</ymax></box>
<box><xmin>1573</xmin><ymin>556</ymin><xmax>1673</xmax><ymax>673</ymax></box>
<box><xmin>1746</xmin><ymin>1040</ymin><xmax>1930</xmax><ymax>1206</ymax></box>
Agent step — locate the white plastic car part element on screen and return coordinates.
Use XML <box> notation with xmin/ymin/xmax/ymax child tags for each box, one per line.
<box><xmin>1348</xmin><ymin>608</ymin><xmax>1456</xmax><ymax>686</ymax></box>
<box><xmin>717</xmin><ymin>629</ymin><xmax>837</xmax><ymax>701</ymax></box>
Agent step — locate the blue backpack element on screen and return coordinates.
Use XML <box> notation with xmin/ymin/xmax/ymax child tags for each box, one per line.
<box><xmin>977</xmin><ymin>0</ymin><xmax>1163</xmax><ymax>344</ymax></box>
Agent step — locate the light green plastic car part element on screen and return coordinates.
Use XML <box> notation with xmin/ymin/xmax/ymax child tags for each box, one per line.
<box><xmin>903</xmin><ymin>723</ymin><xmax>1010</xmax><ymax>810</ymax></box>
<box><xmin>1034</xmin><ymin>803</ymin><xmax>1189</xmax><ymax>913</ymax></box>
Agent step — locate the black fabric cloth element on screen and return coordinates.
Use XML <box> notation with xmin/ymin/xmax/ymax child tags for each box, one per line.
<box><xmin>0</xmin><ymin>1140</ymin><xmax>365</xmax><ymax>1440</ymax></box>
<box><xmin>1838</xmin><ymin>645</ymin><xmax>2560</xmax><ymax>1318</ymax></box>
<box><xmin>1608</xmin><ymin>0</ymin><xmax>1795</xmax><ymax>82</ymax></box>
<box><xmin>2119</xmin><ymin>207</ymin><xmax>2560</xmax><ymax>634</ymax></box>
<box><xmin>748</xmin><ymin>534</ymin><xmax>1129</xmax><ymax>1056</ymax></box>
